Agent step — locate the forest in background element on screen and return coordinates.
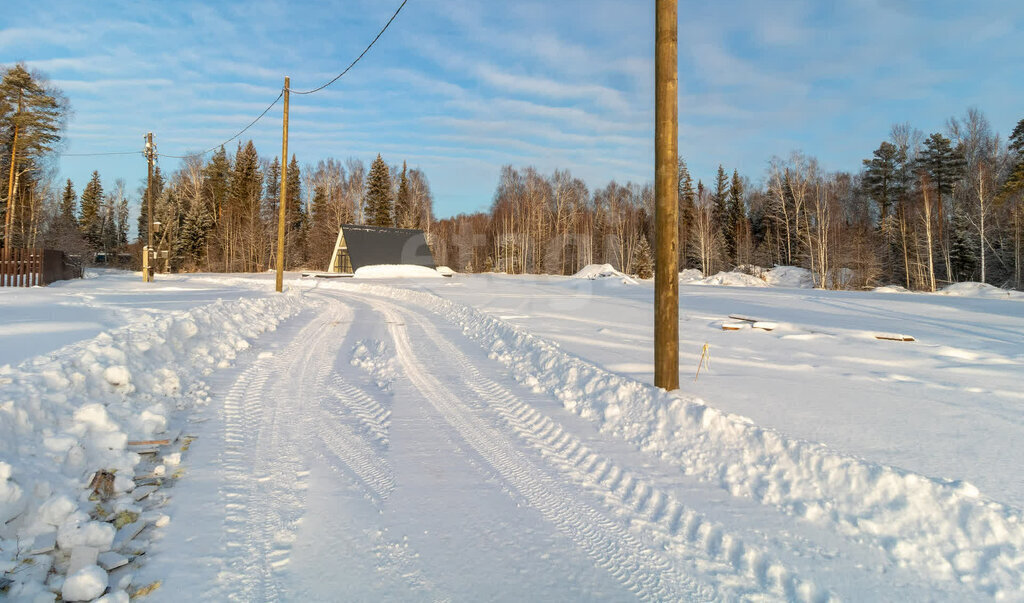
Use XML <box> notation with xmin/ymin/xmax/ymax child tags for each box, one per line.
<box><xmin>3</xmin><ymin>63</ymin><xmax>1024</xmax><ymax>290</ymax></box>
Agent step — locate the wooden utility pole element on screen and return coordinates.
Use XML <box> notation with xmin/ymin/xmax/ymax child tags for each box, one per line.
<box><xmin>275</xmin><ymin>77</ymin><xmax>290</xmax><ymax>293</ymax></box>
<box><xmin>3</xmin><ymin>90</ymin><xmax>22</xmax><ymax>254</ymax></box>
<box><xmin>654</xmin><ymin>0</ymin><xmax>679</xmax><ymax>391</ymax></box>
<box><xmin>144</xmin><ymin>132</ymin><xmax>155</xmax><ymax>282</ymax></box>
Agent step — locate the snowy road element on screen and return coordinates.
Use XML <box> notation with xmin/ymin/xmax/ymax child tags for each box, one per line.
<box><xmin>144</xmin><ymin>283</ymin><xmax>999</xmax><ymax>601</ymax></box>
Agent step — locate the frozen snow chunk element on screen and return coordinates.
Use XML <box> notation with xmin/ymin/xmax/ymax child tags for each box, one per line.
<box><xmin>61</xmin><ymin>564</ymin><xmax>107</xmax><ymax>602</ymax></box>
<box><xmin>57</xmin><ymin>515</ymin><xmax>116</xmax><ymax>551</ymax></box>
<box><xmin>163</xmin><ymin>452</ymin><xmax>181</xmax><ymax>466</ymax></box>
<box><xmin>0</xmin><ymin>460</ymin><xmax>25</xmax><ymax>525</ymax></box>
<box><xmin>103</xmin><ymin>365</ymin><xmax>132</xmax><ymax>388</ymax></box>
<box><xmin>73</xmin><ymin>403</ymin><xmax>119</xmax><ymax>433</ymax></box>
<box><xmin>36</xmin><ymin>494</ymin><xmax>77</xmax><ymax>527</ymax></box>
<box><xmin>134</xmin><ymin>406</ymin><xmax>167</xmax><ymax>436</ymax></box>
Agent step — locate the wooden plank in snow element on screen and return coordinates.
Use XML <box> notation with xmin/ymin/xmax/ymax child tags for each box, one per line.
<box><xmin>874</xmin><ymin>333</ymin><xmax>915</xmax><ymax>342</ymax></box>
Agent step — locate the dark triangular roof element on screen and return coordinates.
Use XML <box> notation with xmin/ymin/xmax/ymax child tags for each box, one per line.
<box><xmin>340</xmin><ymin>225</ymin><xmax>435</xmax><ymax>271</ymax></box>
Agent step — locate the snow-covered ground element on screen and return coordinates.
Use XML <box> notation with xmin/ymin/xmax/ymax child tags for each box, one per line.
<box><xmin>1</xmin><ymin>269</ymin><xmax>1022</xmax><ymax>600</ymax></box>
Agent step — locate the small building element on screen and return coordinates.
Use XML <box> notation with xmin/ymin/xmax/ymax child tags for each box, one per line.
<box><xmin>327</xmin><ymin>224</ymin><xmax>435</xmax><ymax>274</ymax></box>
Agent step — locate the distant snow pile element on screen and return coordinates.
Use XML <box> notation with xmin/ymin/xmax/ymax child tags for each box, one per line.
<box><xmin>678</xmin><ymin>269</ymin><xmax>703</xmax><ymax>283</ymax></box>
<box><xmin>434</xmin><ymin>266</ymin><xmax>456</xmax><ymax>277</ymax></box>
<box><xmin>939</xmin><ymin>282</ymin><xmax>1024</xmax><ymax>300</ymax></box>
<box><xmin>571</xmin><ymin>263</ymin><xmax>638</xmax><ymax>284</ymax></box>
<box><xmin>353</xmin><ymin>264</ymin><xmax>444</xmax><ymax>279</ymax></box>
<box><xmin>874</xmin><ymin>285</ymin><xmax>910</xmax><ymax>294</ymax></box>
<box><xmin>762</xmin><ymin>266</ymin><xmax>814</xmax><ymax>289</ymax></box>
<box><xmin>348</xmin><ymin>281</ymin><xmax>1024</xmax><ymax>599</ymax></box>
<box><xmin>0</xmin><ymin>293</ymin><xmax>308</xmax><ymax>600</ymax></box>
<box><xmin>573</xmin><ymin>263</ymin><xmax>625</xmax><ymax>279</ymax></box>
<box><xmin>696</xmin><ymin>271</ymin><xmax>769</xmax><ymax>287</ymax></box>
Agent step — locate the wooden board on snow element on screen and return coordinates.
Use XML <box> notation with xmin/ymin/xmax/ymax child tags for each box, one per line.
<box><xmin>721</xmin><ymin>322</ymin><xmax>749</xmax><ymax>331</ymax></box>
<box><xmin>728</xmin><ymin>314</ymin><xmax>760</xmax><ymax>323</ymax></box>
<box><xmin>874</xmin><ymin>333</ymin><xmax>916</xmax><ymax>342</ymax></box>
<box><xmin>752</xmin><ymin>321</ymin><xmax>778</xmax><ymax>331</ymax></box>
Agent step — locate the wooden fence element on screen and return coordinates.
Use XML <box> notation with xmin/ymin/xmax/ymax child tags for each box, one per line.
<box><xmin>0</xmin><ymin>249</ymin><xmax>81</xmax><ymax>287</ymax></box>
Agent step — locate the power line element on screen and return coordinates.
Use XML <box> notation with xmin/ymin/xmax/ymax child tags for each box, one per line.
<box><xmin>57</xmin><ymin>0</ymin><xmax>406</xmax><ymax>161</ymax></box>
<box><xmin>63</xmin><ymin>151</ymin><xmax>141</xmax><ymax>157</ymax></box>
<box><xmin>159</xmin><ymin>89</ymin><xmax>285</xmax><ymax>159</ymax></box>
<box><xmin>290</xmin><ymin>0</ymin><xmax>409</xmax><ymax>95</ymax></box>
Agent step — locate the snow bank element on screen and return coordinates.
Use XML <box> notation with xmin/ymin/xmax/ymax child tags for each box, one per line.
<box><xmin>873</xmin><ymin>285</ymin><xmax>910</xmax><ymax>294</ymax></box>
<box><xmin>353</xmin><ymin>264</ymin><xmax>444</xmax><ymax>279</ymax></box>
<box><xmin>678</xmin><ymin>269</ymin><xmax>703</xmax><ymax>283</ymax></box>
<box><xmin>696</xmin><ymin>271</ymin><xmax>769</xmax><ymax>287</ymax></box>
<box><xmin>0</xmin><ymin>291</ymin><xmax>309</xmax><ymax>599</ymax></box>
<box><xmin>572</xmin><ymin>264</ymin><xmax>638</xmax><ymax>284</ymax></box>
<box><xmin>435</xmin><ymin>266</ymin><xmax>456</xmax><ymax>277</ymax></box>
<box><xmin>762</xmin><ymin>266</ymin><xmax>814</xmax><ymax>288</ymax></box>
<box><xmin>342</xmin><ymin>281</ymin><xmax>1024</xmax><ymax>598</ymax></box>
<box><xmin>939</xmin><ymin>282</ymin><xmax>1024</xmax><ymax>300</ymax></box>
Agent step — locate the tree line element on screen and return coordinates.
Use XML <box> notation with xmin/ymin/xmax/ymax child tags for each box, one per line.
<box><xmin>433</xmin><ymin>110</ymin><xmax>1024</xmax><ymax>291</ymax></box>
<box><xmin>4</xmin><ymin>62</ymin><xmax>1023</xmax><ymax>289</ymax></box>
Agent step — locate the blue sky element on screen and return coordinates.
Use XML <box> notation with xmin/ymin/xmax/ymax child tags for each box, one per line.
<box><xmin>2</xmin><ymin>0</ymin><xmax>1022</xmax><ymax>218</ymax></box>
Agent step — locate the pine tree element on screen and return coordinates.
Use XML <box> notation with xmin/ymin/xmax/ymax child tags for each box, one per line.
<box><xmin>79</xmin><ymin>171</ymin><xmax>103</xmax><ymax>251</ymax></box>
<box><xmin>863</xmin><ymin>141</ymin><xmax>905</xmax><ymax>225</ymax></box>
<box><xmin>919</xmin><ymin>133</ymin><xmax>965</xmax><ymax>202</ymax></box>
<box><xmin>365</xmin><ymin>154</ymin><xmax>393</xmax><ymax>227</ymax></box>
<box><xmin>998</xmin><ymin>118</ymin><xmax>1024</xmax><ymax>202</ymax></box>
<box><xmin>711</xmin><ymin>165</ymin><xmax>731</xmax><ymax>265</ymax></box>
<box><xmin>633</xmin><ymin>234</ymin><xmax>653</xmax><ymax>279</ymax></box>
<box><xmin>394</xmin><ymin>161</ymin><xmax>412</xmax><ymax>228</ymax></box>
<box><xmin>727</xmin><ymin>169</ymin><xmax>746</xmax><ymax>265</ymax></box>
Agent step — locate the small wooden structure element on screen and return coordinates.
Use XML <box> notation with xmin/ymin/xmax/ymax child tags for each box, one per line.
<box><xmin>327</xmin><ymin>225</ymin><xmax>435</xmax><ymax>274</ymax></box>
<box><xmin>0</xmin><ymin>249</ymin><xmax>82</xmax><ymax>287</ymax></box>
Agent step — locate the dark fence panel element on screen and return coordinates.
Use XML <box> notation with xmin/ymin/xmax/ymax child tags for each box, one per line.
<box><xmin>1</xmin><ymin>249</ymin><xmax>82</xmax><ymax>287</ymax></box>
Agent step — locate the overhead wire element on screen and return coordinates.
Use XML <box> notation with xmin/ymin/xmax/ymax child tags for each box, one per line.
<box><xmin>289</xmin><ymin>0</ymin><xmax>409</xmax><ymax>95</ymax></box>
<box><xmin>56</xmin><ymin>0</ymin><xmax>406</xmax><ymax>161</ymax></box>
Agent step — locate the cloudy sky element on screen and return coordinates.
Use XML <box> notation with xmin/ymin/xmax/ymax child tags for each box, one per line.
<box><xmin>3</xmin><ymin>0</ymin><xmax>1022</xmax><ymax>217</ymax></box>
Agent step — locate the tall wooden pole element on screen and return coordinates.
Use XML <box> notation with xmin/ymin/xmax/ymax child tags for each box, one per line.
<box><xmin>654</xmin><ymin>0</ymin><xmax>679</xmax><ymax>390</ymax></box>
<box><xmin>144</xmin><ymin>132</ymin><xmax>154</xmax><ymax>282</ymax></box>
<box><xmin>275</xmin><ymin>77</ymin><xmax>290</xmax><ymax>293</ymax></box>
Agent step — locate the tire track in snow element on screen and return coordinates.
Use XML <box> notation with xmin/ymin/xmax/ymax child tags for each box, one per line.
<box><xmin>392</xmin><ymin>300</ymin><xmax>828</xmax><ymax>602</ymax></box>
<box><xmin>219</xmin><ymin>312</ymin><xmax>324</xmax><ymax>601</ymax></box>
<box><xmin>358</xmin><ymin>294</ymin><xmax>714</xmax><ymax>602</ymax></box>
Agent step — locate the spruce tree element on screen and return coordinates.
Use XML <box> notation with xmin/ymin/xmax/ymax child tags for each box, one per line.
<box><xmin>79</xmin><ymin>171</ymin><xmax>103</xmax><ymax>251</ymax></box>
<box><xmin>204</xmin><ymin>146</ymin><xmax>230</xmax><ymax>224</ymax></box>
<box><xmin>365</xmin><ymin>154</ymin><xmax>393</xmax><ymax>227</ymax></box>
<box><xmin>59</xmin><ymin>179</ymin><xmax>77</xmax><ymax>226</ymax></box>
<box><xmin>286</xmin><ymin>154</ymin><xmax>305</xmax><ymax>265</ymax></box>
<box><xmin>949</xmin><ymin>202</ymin><xmax>977</xmax><ymax>281</ymax></box>
<box><xmin>727</xmin><ymin>169</ymin><xmax>746</xmax><ymax>265</ymax></box>
<box><xmin>677</xmin><ymin>159</ymin><xmax>696</xmax><ymax>267</ymax></box>
<box><xmin>633</xmin><ymin>234</ymin><xmax>654</xmax><ymax>279</ymax></box>
<box><xmin>394</xmin><ymin>162</ymin><xmax>413</xmax><ymax>228</ymax></box>
<box><xmin>711</xmin><ymin>165</ymin><xmax>731</xmax><ymax>264</ymax></box>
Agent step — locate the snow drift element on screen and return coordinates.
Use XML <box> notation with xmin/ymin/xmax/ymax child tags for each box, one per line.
<box><xmin>334</xmin><ymin>280</ymin><xmax>1024</xmax><ymax>599</ymax></box>
<box><xmin>0</xmin><ymin>291</ymin><xmax>309</xmax><ymax>600</ymax></box>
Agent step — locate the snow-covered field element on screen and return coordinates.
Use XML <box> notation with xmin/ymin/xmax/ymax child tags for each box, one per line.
<box><xmin>1</xmin><ymin>268</ymin><xmax>1022</xmax><ymax>600</ymax></box>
